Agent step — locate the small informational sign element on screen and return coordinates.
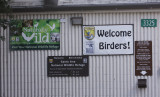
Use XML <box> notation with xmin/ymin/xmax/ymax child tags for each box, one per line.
<box><xmin>48</xmin><ymin>56</ymin><xmax>89</xmax><ymax>77</ymax></box>
<box><xmin>83</xmin><ymin>25</ymin><xmax>134</xmax><ymax>55</ymax></box>
<box><xmin>10</xmin><ymin>19</ymin><xmax>60</xmax><ymax>50</ymax></box>
<box><xmin>135</xmin><ymin>41</ymin><xmax>152</xmax><ymax>76</ymax></box>
<box><xmin>141</xmin><ymin>19</ymin><xmax>157</xmax><ymax>27</ymax></box>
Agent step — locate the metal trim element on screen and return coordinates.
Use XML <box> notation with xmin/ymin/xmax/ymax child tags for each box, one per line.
<box><xmin>11</xmin><ymin>3</ymin><xmax>160</xmax><ymax>12</ymax></box>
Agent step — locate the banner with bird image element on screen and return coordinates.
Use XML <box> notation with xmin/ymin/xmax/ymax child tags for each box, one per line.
<box><xmin>10</xmin><ymin>19</ymin><xmax>60</xmax><ymax>50</ymax></box>
<box><xmin>83</xmin><ymin>25</ymin><xmax>134</xmax><ymax>55</ymax></box>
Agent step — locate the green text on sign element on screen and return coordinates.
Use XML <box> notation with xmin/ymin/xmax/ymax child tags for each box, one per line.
<box><xmin>141</xmin><ymin>19</ymin><xmax>157</xmax><ymax>27</ymax></box>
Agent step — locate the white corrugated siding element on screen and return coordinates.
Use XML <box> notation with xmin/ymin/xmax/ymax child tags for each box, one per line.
<box><xmin>1</xmin><ymin>10</ymin><xmax>160</xmax><ymax>97</ymax></box>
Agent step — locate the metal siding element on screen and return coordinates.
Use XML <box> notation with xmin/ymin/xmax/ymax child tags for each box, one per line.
<box><xmin>0</xmin><ymin>11</ymin><xmax>160</xmax><ymax>97</ymax></box>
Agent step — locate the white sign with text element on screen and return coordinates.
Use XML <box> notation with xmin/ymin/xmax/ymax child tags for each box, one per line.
<box><xmin>83</xmin><ymin>25</ymin><xmax>134</xmax><ymax>55</ymax></box>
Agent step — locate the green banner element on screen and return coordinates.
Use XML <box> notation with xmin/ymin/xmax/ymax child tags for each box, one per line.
<box><xmin>10</xmin><ymin>19</ymin><xmax>60</xmax><ymax>50</ymax></box>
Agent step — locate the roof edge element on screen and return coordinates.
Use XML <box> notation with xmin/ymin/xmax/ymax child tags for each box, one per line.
<box><xmin>12</xmin><ymin>3</ymin><xmax>160</xmax><ymax>12</ymax></box>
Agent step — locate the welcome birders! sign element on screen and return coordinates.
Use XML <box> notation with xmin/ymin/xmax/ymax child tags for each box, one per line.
<box><xmin>83</xmin><ymin>25</ymin><xmax>134</xmax><ymax>55</ymax></box>
<box><xmin>10</xmin><ymin>19</ymin><xmax>60</xmax><ymax>50</ymax></box>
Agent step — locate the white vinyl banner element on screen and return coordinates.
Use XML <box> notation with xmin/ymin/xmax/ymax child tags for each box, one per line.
<box><xmin>83</xmin><ymin>25</ymin><xmax>134</xmax><ymax>55</ymax></box>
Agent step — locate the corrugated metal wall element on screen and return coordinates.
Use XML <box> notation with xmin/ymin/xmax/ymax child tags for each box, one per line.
<box><xmin>1</xmin><ymin>10</ymin><xmax>160</xmax><ymax>97</ymax></box>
